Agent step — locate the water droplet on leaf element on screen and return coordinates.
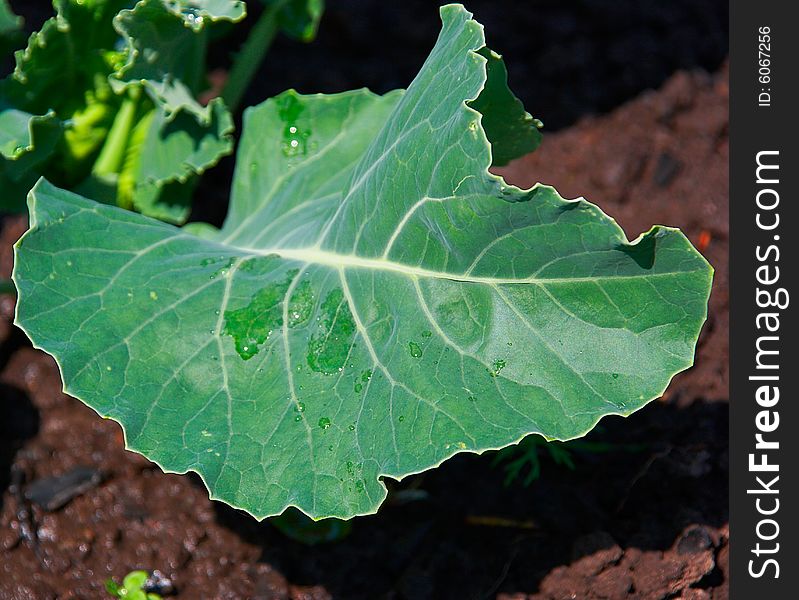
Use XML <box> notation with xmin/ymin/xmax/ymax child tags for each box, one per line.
<box><xmin>278</xmin><ymin>93</ymin><xmax>313</xmax><ymax>158</ymax></box>
<box><xmin>224</xmin><ymin>270</ymin><xmax>301</xmax><ymax>360</ymax></box>
<box><xmin>307</xmin><ymin>289</ymin><xmax>355</xmax><ymax>374</ymax></box>
<box><xmin>488</xmin><ymin>359</ymin><xmax>506</xmax><ymax>377</ymax></box>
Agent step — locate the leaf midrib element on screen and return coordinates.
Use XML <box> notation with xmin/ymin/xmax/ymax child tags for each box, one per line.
<box><xmin>235</xmin><ymin>246</ymin><xmax>701</xmax><ymax>285</ymax></box>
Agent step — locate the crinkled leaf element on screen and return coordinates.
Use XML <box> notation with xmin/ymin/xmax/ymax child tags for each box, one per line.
<box><xmin>13</xmin><ymin>5</ymin><xmax>712</xmax><ymax>519</ymax></box>
<box><xmin>112</xmin><ymin>0</ymin><xmax>245</xmax><ymax>122</ymax></box>
<box><xmin>71</xmin><ymin>96</ymin><xmax>233</xmax><ymax>223</ymax></box>
<box><xmin>0</xmin><ymin>104</ymin><xmax>57</xmax><ymax>160</ymax></box>
<box><xmin>0</xmin><ymin>0</ymin><xmax>131</xmax><ymax>209</ymax></box>
<box><xmin>0</xmin><ymin>109</ymin><xmax>61</xmax><ymax>179</ymax></box>
<box><xmin>0</xmin><ymin>0</ymin><xmax>236</xmax><ymax>215</ymax></box>
<box><xmin>4</xmin><ymin>0</ymin><xmax>130</xmax><ymax>115</ymax></box>
<box><xmin>131</xmin><ymin>98</ymin><xmax>234</xmax><ymax>223</ymax></box>
<box><xmin>1</xmin><ymin>0</ymin><xmax>127</xmax><ymax>165</ymax></box>
<box><xmin>163</xmin><ymin>0</ymin><xmax>246</xmax><ymax>24</ymax></box>
<box><xmin>0</xmin><ymin>104</ymin><xmax>61</xmax><ymax>211</ymax></box>
<box><xmin>263</xmin><ymin>0</ymin><xmax>324</xmax><ymax>42</ymax></box>
<box><xmin>107</xmin><ymin>0</ymin><xmax>240</xmax><ymax>220</ymax></box>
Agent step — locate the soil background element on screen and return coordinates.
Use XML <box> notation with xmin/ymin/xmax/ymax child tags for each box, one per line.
<box><xmin>1</xmin><ymin>1</ymin><xmax>728</xmax><ymax>599</ymax></box>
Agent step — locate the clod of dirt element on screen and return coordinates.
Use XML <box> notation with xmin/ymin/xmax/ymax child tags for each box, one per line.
<box><xmin>25</xmin><ymin>466</ymin><xmax>105</xmax><ymax>512</ymax></box>
<box><xmin>676</xmin><ymin>526</ymin><xmax>715</xmax><ymax>556</ymax></box>
<box><xmin>144</xmin><ymin>570</ymin><xmax>175</xmax><ymax>596</ymax></box>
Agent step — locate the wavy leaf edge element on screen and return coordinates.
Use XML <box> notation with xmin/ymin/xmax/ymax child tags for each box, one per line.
<box><xmin>12</xmin><ymin>4</ymin><xmax>713</xmax><ymax>521</ymax></box>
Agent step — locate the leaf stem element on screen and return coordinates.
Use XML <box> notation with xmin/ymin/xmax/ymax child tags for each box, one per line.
<box><xmin>116</xmin><ymin>106</ymin><xmax>156</xmax><ymax>211</ymax></box>
<box><xmin>92</xmin><ymin>87</ymin><xmax>141</xmax><ymax>177</ymax></box>
<box><xmin>221</xmin><ymin>0</ymin><xmax>288</xmax><ymax>112</ymax></box>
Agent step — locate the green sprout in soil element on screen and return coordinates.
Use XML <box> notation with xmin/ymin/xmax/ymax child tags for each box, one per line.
<box><xmin>105</xmin><ymin>571</ymin><xmax>161</xmax><ymax>600</ymax></box>
<box><xmin>492</xmin><ymin>432</ymin><xmax>648</xmax><ymax>487</ymax></box>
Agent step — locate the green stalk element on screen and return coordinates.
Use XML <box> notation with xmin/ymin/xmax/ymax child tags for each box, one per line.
<box><xmin>222</xmin><ymin>0</ymin><xmax>288</xmax><ymax>112</ymax></box>
<box><xmin>117</xmin><ymin>107</ymin><xmax>156</xmax><ymax>211</ymax></box>
<box><xmin>92</xmin><ymin>87</ymin><xmax>141</xmax><ymax>177</ymax></box>
<box><xmin>185</xmin><ymin>28</ymin><xmax>209</xmax><ymax>95</ymax></box>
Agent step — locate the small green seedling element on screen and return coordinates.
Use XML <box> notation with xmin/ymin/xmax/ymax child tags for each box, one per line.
<box><xmin>493</xmin><ymin>436</ymin><xmax>577</xmax><ymax>487</ymax></box>
<box><xmin>105</xmin><ymin>571</ymin><xmax>161</xmax><ymax>600</ymax></box>
<box><xmin>492</xmin><ymin>432</ymin><xmax>648</xmax><ymax>486</ymax></box>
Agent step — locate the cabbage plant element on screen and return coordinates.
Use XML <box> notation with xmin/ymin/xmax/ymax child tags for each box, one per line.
<box><xmin>0</xmin><ymin>0</ymin><xmax>322</xmax><ymax>221</ymax></box>
<box><xmin>11</xmin><ymin>4</ymin><xmax>712</xmax><ymax>520</ymax></box>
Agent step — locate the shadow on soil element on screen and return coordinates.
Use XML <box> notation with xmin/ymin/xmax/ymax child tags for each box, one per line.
<box><xmin>210</xmin><ymin>399</ymin><xmax>728</xmax><ymax>599</ymax></box>
<box><xmin>0</xmin><ymin>382</ymin><xmax>39</xmax><ymax>510</ymax></box>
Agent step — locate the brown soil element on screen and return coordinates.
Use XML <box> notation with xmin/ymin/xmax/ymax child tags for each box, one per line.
<box><xmin>0</xmin><ymin>64</ymin><xmax>728</xmax><ymax>600</ymax></box>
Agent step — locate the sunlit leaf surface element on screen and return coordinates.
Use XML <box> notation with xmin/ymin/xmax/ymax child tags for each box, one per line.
<box><xmin>13</xmin><ymin>5</ymin><xmax>712</xmax><ymax>519</ymax></box>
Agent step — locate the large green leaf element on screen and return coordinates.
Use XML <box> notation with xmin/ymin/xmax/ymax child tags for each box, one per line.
<box><xmin>13</xmin><ymin>5</ymin><xmax>712</xmax><ymax>519</ymax></box>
